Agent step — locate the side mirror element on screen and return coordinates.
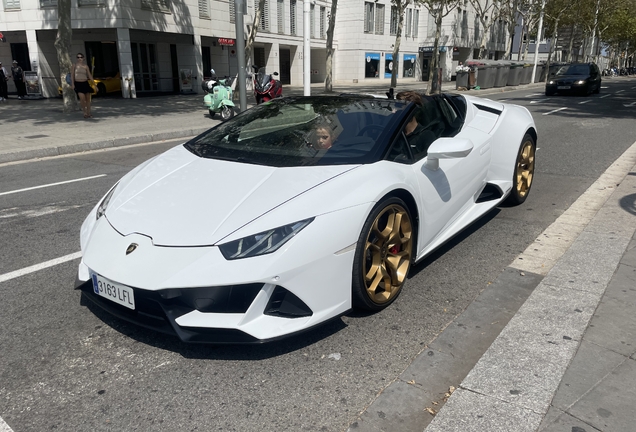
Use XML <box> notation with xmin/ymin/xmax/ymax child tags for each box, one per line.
<box><xmin>426</xmin><ymin>138</ymin><xmax>474</xmax><ymax>170</ymax></box>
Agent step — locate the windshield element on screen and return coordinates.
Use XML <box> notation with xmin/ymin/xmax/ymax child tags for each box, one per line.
<box><xmin>556</xmin><ymin>64</ymin><xmax>590</xmax><ymax>76</ymax></box>
<box><xmin>256</xmin><ymin>67</ymin><xmax>270</xmax><ymax>89</ymax></box>
<box><xmin>185</xmin><ymin>97</ymin><xmax>410</xmax><ymax>167</ymax></box>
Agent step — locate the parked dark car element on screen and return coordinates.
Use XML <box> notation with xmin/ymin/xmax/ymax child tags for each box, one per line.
<box><xmin>545</xmin><ymin>63</ymin><xmax>601</xmax><ymax>96</ymax></box>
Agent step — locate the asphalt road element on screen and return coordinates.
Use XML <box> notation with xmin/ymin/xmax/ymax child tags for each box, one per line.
<box><xmin>1</xmin><ymin>79</ymin><xmax>635</xmax><ymax>432</ymax></box>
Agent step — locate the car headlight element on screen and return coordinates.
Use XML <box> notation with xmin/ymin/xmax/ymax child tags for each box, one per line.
<box><xmin>219</xmin><ymin>218</ymin><xmax>314</xmax><ymax>260</ymax></box>
<box><xmin>548</xmin><ymin>80</ymin><xmax>554</xmax><ymax>85</ymax></box>
<box><xmin>96</xmin><ymin>183</ymin><xmax>119</xmax><ymax>220</ymax></box>
<box><xmin>575</xmin><ymin>80</ymin><xmax>586</xmax><ymax>85</ymax></box>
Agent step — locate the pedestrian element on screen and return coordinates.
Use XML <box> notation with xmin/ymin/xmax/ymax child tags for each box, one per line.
<box><xmin>11</xmin><ymin>60</ymin><xmax>26</xmax><ymax>100</ymax></box>
<box><xmin>71</xmin><ymin>53</ymin><xmax>94</xmax><ymax>118</ymax></box>
<box><xmin>0</xmin><ymin>61</ymin><xmax>8</xmax><ymax>101</ymax></box>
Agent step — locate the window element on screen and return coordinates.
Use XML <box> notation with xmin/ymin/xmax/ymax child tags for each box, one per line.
<box><xmin>290</xmin><ymin>0</ymin><xmax>297</xmax><ymax>35</ymax></box>
<box><xmin>474</xmin><ymin>14</ymin><xmax>480</xmax><ymax>41</ymax></box>
<box><xmin>405</xmin><ymin>8</ymin><xmax>412</xmax><ymax>37</ymax></box>
<box><xmin>364</xmin><ymin>2</ymin><xmax>374</xmax><ymax>33</ymax></box>
<box><xmin>413</xmin><ymin>9</ymin><xmax>419</xmax><ymax>37</ymax></box>
<box><xmin>390</xmin><ymin>6</ymin><xmax>398</xmax><ymax>35</ymax></box>
<box><xmin>256</xmin><ymin>0</ymin><xmax>270</xmax><ymax>32</ymax></box>
<box><xmin>310</xmin><ymin>4</ymin><xmax>315</xmax><ymax>38</ymax></box>
<box><xmin>230</xmin><ymin>0</ymin><xmax>236</xmax><ymax>23</ymax></box>
<box><xmin>320</xmin><ymin>6</ymin><xmax>326</xmax><ymax>38</ymax></box>
<box><xmin>4</xmin><ymin>0</ymin><xmax>20</xmax><ymax>8</ymax></box>
<box><xmin>462</xmin><ymin>10</ymin><xmax>467</xmax><ymax>40</ymax></box>
<box><xmin>142</xmin><ymin>0</ymin><xmax>170</xmax><ymax>12</ymax></box>
<box><xmin>374</xmin><ymin>4</ymin><xmax>385</xmax><ymax>35</ymax></box>
<box><xmin>278</xmin><ymin>0</ymin><xmax>285</xmax><ymax>33</ymax></box>
<box><xmin>199</xmin><ymin>0</ymin><xmax>209</xmax><ymax>18</ymax></box>
<box><xmin>40</xmin><ymin>0</ymin><xmax>56</xmax><ymax>7</ymax></box>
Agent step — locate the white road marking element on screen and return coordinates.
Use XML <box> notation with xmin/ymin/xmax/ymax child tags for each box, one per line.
<box><xmin>0</xmin><ymin>174</ymin><xmax>106</xmax><ymax>197</ymax></box>
<box><xmin>530</xmin><ymin>99</ymin><xmax>547</xmax><ymax>104</ymax></box>
<box><xmin>616</xmin><ymin>89</ymin><xmax>624</xmax><ymax>93</ymax></box>
<box><xmin>600</xmin><ymin>94</ymin><xmax>611</xmax><ymax>98</ymax></box>
<box><xmin>0</xmin><ymin>416</ymin><xmax>14</xmax><ymax>432</ymax></box>
<box><xmin>579</xmin><ymin>100</ymin><xmax>592</xmax><ymax>104</ymax></box>
<box><xmin>543</xmin><ymin>107</ymin><xmax>567</xmax><ymax>116</ymax></box>
<box><xmin>0</xmin><ymin>252</ymin><xmax>82</xmax><ymax>284</ymax></box>
<box><xmin>0</xmin><ymin>204</ymin><xmax>84</xmax><ymax>219</ymax></box>
<box><xmin>624</xmin><ymin>101</ymin><xmax>636</xmax><ymax>107</ymax></box>
<box><xmin>525</xmin><ymin>93</ymin><xmax>543</xmax><ymax>97</ymax></box>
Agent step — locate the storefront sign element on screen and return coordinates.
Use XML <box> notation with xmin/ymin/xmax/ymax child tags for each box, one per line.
<box><xmin>24</xmin><ymin>71</ymin><xmax>41</xmax><ymax>97</ymax></box>
<box><xmin>418</xmin><ymin>46</ymin><xmax>448</xmax><ymax>53</ymax></box>
<box><xmin>365</xmin><ymin>52</ymin><xmax>381</xmax><ymax>62</ymax></box>
<box><xmin>218</xmin><ymin>38</ymin><xmax>235</xmax><ymax>47</ymax></box>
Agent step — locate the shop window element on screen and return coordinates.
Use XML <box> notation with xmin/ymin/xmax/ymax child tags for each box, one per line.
<box><xmin>403</xmin><ymin>54</ymin><xmax>415</xmax><ymax>77</ymax></box>
<box><xmin>3</xmin><ymin>0</ymin><xmax>20</xmax><ymax>9</ymax></box>
<box><xmin>290</xmin><ymin>0</ymin><xmax>297</xmax><ymax>35</ymax></box>
<box><xmin>364</xmin><ymin>53</ymin><xmax>380</xmax><ymax>78</ymax></box>
<box><xmin>384</xmin><ymin>53</ymin><xmax>397</xmax><ymax>78</ymax></box>
<box><xmin>202</xmin><ymin>46</ymin><xmax>211</xmax><ymax>79</ymax></box>
<box><xmin>40</xmin><ymin>0</ymin><xmax>56</xmax><ymax>7</ymax></box>
<box><xmin>405</xmin><ymin>9</ymin><xmax>412</xmax><ymax>37</ymax></box>
<box><xmin>199</xmin><ymin>0</ymin><xmax>209</xmax><ymax>19</ymax></box>
<box><xmin>374</xmin><ymin>4</ymin><xmax>384</xmax><ymax>35</ymax></box>
<box><xmin>390</xmin><ymin>6</ymin><xmax>398</xmax><ymax>36</ymax></box>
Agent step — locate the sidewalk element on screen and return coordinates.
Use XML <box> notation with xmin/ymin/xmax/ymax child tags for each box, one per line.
<box><xmin>0</xmin><ymin>80</ymin><xmax>543</xmax><ymax>164</ymax></box>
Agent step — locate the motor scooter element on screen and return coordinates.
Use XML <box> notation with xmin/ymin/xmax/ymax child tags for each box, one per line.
<box><xmin>203</xmin><ymin>69</ymin><xmax>235</xmax><ymax>121</ymax></box>
<box><xmin>252</xmin><ymin>65</ymin><xmax>283</xmax><ymax>104</ymax></box>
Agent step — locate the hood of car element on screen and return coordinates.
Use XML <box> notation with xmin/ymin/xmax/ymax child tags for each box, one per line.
<box><xmin>105</xmin><ymin>145</ymin><xmax>357</xmax><ymax>246</ymax></box>
<box><xmin>552</xmin><ymin>75</ymin><xmax>589</xmax><ymax>82</ymax></box>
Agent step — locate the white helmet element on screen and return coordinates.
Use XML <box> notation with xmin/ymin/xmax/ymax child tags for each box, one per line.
<box><xmin>206</xmin><ymin>79</ymin><xmax>217</xmax><ymax>90</ymax></box>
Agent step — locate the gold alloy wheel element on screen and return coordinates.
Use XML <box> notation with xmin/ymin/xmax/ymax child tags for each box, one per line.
<box><xmin>515</xmin><ymin>139</ymin><xmax>535</xmax><ymax>198</ymax></box>
<box><xmin>363</xmin><ymin>204</ymin><xmax>413</xmax><ymax>305</ymax></box>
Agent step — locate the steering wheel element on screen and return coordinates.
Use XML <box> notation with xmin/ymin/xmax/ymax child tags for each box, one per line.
<box><xmin>357</xmin><ymin>125</ymin><xmax>384</xmax><ymax>140</ymax></box>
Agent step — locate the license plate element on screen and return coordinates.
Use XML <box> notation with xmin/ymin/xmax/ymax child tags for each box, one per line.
<box><xmin>557</xmin><ymin>86</ymin><xmax>571</xmax><ymax>90</ymax></box>
<box><xmin>91</xmin><ymin>273</ymin><xmax>135</xmax><ymax>310</ymax></box>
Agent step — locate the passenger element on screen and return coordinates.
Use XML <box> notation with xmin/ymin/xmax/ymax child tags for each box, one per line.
<box><xmin>314</xmin><ymin>125</ymin><xmax>338</xmax><ymax>150</ymax></box>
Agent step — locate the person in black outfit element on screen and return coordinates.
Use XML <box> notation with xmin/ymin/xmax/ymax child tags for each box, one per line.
<box><xmin>11</xmin><ymin>60</ymin><xmax>26</xmax><ymax>99</ymax></box>
<box><xmin>396</xmin><ymin>91</ymin><xmax>438</xmax><ymax>158</ymax></box>
<box><xmin>0</xmin><ymin>62</ymin><xmax>8</xmax><ymax>101</ymax></box>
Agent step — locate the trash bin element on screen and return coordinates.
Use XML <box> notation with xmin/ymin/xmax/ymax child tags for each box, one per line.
<box><xmin>494</xmin><ymin>61</ymin><xmax>510</xmax><ymax>87</ymax></box>
<box><xmin>476</xmin><ymin>64</ymin><xmax>495</xmax><ymax>89</ymax></box>
<box><xmin>507</xmin><ymin>62</ymin><xmax>523</xmax><ymax>86</ymax></box>
<box><xmin>456</xmin><ymin>71</ymin><xmax>469</xmax><ymax>89</ymax></box>
<box><xmin>520</xmin><ymin>63</ymin><xmax>533</xmax><ymax>84</ymax></box>
<box><xmin>468</xmin><ymin>69</ymin><xmax>476</xmax><ymax>87</ymax></box>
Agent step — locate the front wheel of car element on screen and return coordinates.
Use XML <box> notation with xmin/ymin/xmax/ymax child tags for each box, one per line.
<box><xmin>545</xmin><ymin>90</ymin><xmax>555</xmax><ymax>96</ymax></box>
<box><xmin>505</xmin><ymin>133</ymin><xmax>536</xmax><ymax>205</ymax></box>
<box><xmin>352</xmin><ymin>197</ymin><xmax>414</xmax><ymax>311</ymax></box>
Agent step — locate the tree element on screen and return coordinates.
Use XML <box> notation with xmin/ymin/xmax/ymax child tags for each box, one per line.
<box><xmin>325</xmin><ymin>0</ymin><xmax>339</xmax><ymax>92</ymax></box>
<box><xmin>245</xmin><ymin>0</ymin><xmax>266</xmax><ymax>69</ymax></box>
<box><xmin>421</xmin><ymin>0</ymin><xmax>461</xmax><ymax>94</ymax></box>
<box><xmin>543</xmin><ymin>0</ymin><xmax>572</xmax><ymax>79</ymax></box>
<box><xmin>467</xmin><ymin>0</ymin><xmax>499</xmax><ymax>59</ymax></box>
<box><xmin>54</xmin><ymin>0</ymin><xmax>77</xmax><ymax>113</ymax></box>
<box><xmin>389</xmin><ymin>0</ymin><xmax>413</xmax><ymax>89</ymax></box>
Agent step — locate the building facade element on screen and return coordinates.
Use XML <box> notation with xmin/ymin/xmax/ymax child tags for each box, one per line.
<box><xmin>0</xmin><ymin>0</ymin><xmax>511</xmax><ymax>98</ymax></box>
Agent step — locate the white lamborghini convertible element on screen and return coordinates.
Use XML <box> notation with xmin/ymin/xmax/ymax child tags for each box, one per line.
<box><xmin>76</xmin><ymin>92</ymin><xmax>536</xmax><ymax>343</ymax></box>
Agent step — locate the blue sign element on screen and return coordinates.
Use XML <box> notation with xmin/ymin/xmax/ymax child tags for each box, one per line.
<box><xmin>385</xmin><ymin>53</ymin><xmax>393</xmax><ymax>61</ymax></box>
<box><xmin>365</xmin><ymin>52</ymin><xmax>381</xmax><ymax>62</ymax></box>
<box><xmin>403</xmin><ymin>54</ymin><xmax>416</xmax><ymax>62</ymax></box>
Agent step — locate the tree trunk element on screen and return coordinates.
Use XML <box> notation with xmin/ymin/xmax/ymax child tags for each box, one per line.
<box><xmin>426</xmin><ymin>12</ymin><xmax>443</xmax><ymax>95</ymax></box>
<box><xmin>245</xmin><ymin>0</ymin><xmax>266</xmax><ymax>69</ymax></box>
<box><xmin>566</xmin><ymin>23</ymin><xmax>575</xmax><ymax>62</ymax></box>
<box><xmin>477</xmin><ymin>18</ymin><xmax>489</xmax><ymax>59</ymax></box>
<box><xmin>324</xmin><ymin>0</ymin><xmax>338</xmax><ymax>92</ymax></box>
<box><xmin>55</xmin><ymin>0</ymin><xmax>77</xmax><ymax>113</ymax></box>
<box><xmin>391</xmin><ymin>3</ymin><xmax>406</xmax><ymax>89</ymax></box>
<box><xmin>545</xmin><ymin>18</ymin><xmax>558</xmax><ymax>82</ymax></box>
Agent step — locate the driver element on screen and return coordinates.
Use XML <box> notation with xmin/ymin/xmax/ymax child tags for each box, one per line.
<box><xmin>314</xmin><ymin>125</ymin><xmax>337</xmax><ymax>150</ymax></box>
<box><xmin>396</xmin><ymin>91</ymin><xmax>437</xmax><ymax>158</ymax></box>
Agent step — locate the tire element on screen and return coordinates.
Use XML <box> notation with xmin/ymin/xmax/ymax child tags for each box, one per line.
<box><xmin>221</xmin><ymin>105</ymin><xmax>234</xmax><ymax>121</ymax></box>
<box><xmin>97</xmin><ymin>83</ymin><xmax>106</xmax><ymax>97</ymax></box>
<box><xmin>352</xmin><ymin>197</ymin><xmax>414</xmax><ymax>311</ymax></box>
<box><xmin>505</xmin><ymin>133</ymin><xmax>536</xmax><ymax>205</ymax></box>
<box><xmin>209</xmin><ymin>110</ymin><xmax>215</xmax><ymax>119</ymax></box>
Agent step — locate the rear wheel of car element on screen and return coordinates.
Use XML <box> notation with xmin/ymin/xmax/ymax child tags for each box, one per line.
<box><xmin>97</xmin><ymin>83</ymin><xmax>106</xmax><ymax>97</ymax></box>
<box><xmin>505</xmin><ymin>133</ymin><xmax>536</xmax><ymax>205</ymax></box>
<box><xmin>352</xmin><ymin>197</ymin><xmax>414</xmax><ymax>311</ymax></box>
<box><xmin>221</xmin><ymin>105</ymin><xmax>234</xmax><ymax>121</ymax></box>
